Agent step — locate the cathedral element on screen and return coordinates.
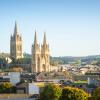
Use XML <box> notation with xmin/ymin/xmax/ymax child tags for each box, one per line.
<box><xmin>10</xmin><ymin>22</ymin><xmax>50</xmax><ymax>73</ymax></box>
<box><xmin>31</xmin><ymin>31</ymin><xmax>50</xmax><ymax>73</ymax></box>
<box><xmin>10</xmin><ymin>22</ymin><xmax>23</xmax><ymax>59</ymax></box>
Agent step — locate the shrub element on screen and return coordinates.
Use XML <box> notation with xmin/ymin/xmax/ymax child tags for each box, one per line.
<box><xmin>60</xmin><ymin>87</ymin><xmax>88</xmax><ymax>100</ymax></box>
<box><xmin>91</xmin><ymin>87</ymin><xmax>100</xmax><ymax>100</ymax></box>
<box><xmin>40</xmin><ymin>84</ymin><xmax>62</xmax><ymax>100</ymax></box>
<box><xmin>0</xmin><ymin>82</ymin><xmax>13</xmax><ymax>93</ymax></box>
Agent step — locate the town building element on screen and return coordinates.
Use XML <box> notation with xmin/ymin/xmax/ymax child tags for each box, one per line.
<box><xmin>0</xmin><ymin>72</ymin><xmax>20</xmax><ymax>85</ymax></box>
<box><xmin>16</xmin><ymin>82</ymin><xmax>39</xmax><ymax>95</ymax></box>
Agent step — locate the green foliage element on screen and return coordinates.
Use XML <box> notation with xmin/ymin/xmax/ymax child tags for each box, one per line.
<box><xmin>40</xmin><ymin>84</ymin><xmax>62</xmax><ymax>100</ymax></box>
<box><xmin>60</xmin><ymin>87</ymin><xmax>88</xmax><ymax>100</ymax></box>
<box><xmin>0</xmin><ymin>82</ymin><xmax>13</xmax><ymax>93</ymax></box>
<box><xmin>40</xmin><ymin>84</ymin><xmax>89</xmax><ymax>100</ymax></box>
<box><xmin>91</xmin><ymin>87</ymin><xmax>100</xmax><ymax>100</ymax></box>
<box><xmin>86</xmin><ymin>84</ymin><xmax>96</xmax><ymax>88</ymax></box>
<box><xmin>11</xmin><ymin>58</ymin><xmax>31</xmax><ymax>64</ymax></box>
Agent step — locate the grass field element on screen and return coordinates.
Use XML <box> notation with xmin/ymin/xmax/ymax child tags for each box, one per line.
<box><xmin>33</xmin><ymin>82</ymin><xmax>45</xmax><ymax>88</ymax></box>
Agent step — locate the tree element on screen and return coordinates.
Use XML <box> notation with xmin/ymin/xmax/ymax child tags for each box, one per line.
<box><xmin>40</xmin><ymin>84</ymin><xmax>62</xmax><ymax>100</ymax></box>
<box><xmin>0</xmin><ymin>82</ymin><xmax>13</xmax><ymax>93</ymax></box>
<box><xmin>60</xmin><ymin>87</ymin><xmax>88</xmax><ymax>100</ymax></box>
<box><xmin>91</xmin><ymin>87</ymin><xmax>100</xmax><ymax>100</ymax></box>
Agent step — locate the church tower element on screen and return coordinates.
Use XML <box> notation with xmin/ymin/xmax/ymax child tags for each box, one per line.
<box><xmin>41</xmin><ymin>32</ymin><xmax>50</xmax><ymax>72</ymax></box>
<box><xmin>10</xmin><ymin>22</ymin><xmax>23</xmax><ymax>59</ymax></box>
<box><xmin>31</xmin><ymin>31</ymin><xmax>50</xmax><ymax>73</ymax></box>
<box><xmin>31</xmin><ymin>31</ymin><xmax>41</xmax><ymax>73</ymax></box>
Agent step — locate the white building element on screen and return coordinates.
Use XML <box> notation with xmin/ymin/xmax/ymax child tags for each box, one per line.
<box><xmin>16</xmin><ymin>82</ymin><xmax>39</xmax><ymax>95</ymax></box>
<box><xmin>9</xmin><ymin>72</ymin><xmax>20</xmax><ymax>85</ymax></box>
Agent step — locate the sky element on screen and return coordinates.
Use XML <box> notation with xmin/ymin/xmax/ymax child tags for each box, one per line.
<box><xmin>0</xmin><ymin>0</ymin><xmax>100</xmax><ymax>57</ymax></box>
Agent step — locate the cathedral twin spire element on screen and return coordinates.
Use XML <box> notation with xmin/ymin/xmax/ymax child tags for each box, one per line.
<box><xmin>32</xmin><ymin>30</ymin><xmax>50</xmax><ymax>73</ymax></box>
<box><xmin>34</xmin><ymin>30</ymin><xmax>48</xmax><ymax>48</ymax></box>
<box><xmin>34</xmin><ymin>30</ymin><xmax>37</xmax><ymax>45</ymax></box>
<box><xmin>43</xmin><ymin>32</ymin><xmax>47</xmax><ymax>46</ymax></box>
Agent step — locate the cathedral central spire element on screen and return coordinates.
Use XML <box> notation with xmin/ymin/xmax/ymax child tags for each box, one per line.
<box><xmin>14</xmin><ymin>21</ymin><xmax>18</xmax><ymax>35</ymax></box>
<box><xmin>10</xmin><ymin>21</ymin><xmax>23</xmax><ymax>59</ymax></box>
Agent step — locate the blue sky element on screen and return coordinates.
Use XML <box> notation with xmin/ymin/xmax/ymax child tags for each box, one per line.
<box><xmin>0</xmin><ymin>0</ymin><xmax>100</xmax><ymax>56</ymax></box>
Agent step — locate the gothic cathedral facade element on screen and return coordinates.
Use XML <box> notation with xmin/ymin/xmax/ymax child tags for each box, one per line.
<box><xmin>31</xmin><ymin>31</ymin><xmax>50</xmax><ymax>73</ymax></box>
<box><xmin>10</xmin><ymin>22</ymin><xmax>23</xmax><ymax>59</ymax></box>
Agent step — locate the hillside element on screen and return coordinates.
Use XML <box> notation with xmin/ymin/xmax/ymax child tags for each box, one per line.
<box><xmin>1</xmin><ymin>53</ymin><xmax>100</xmax><ymax>65</ymax></box>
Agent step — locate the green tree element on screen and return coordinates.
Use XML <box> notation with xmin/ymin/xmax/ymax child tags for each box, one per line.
<box><xmin>40</xmin><ymin>84</ymin><xmax>62</xmax><ymax>100</ymax></box>
<box><xmin>60</xmin><ymin>87</ymin><xmax>88</xmax><ymax>100</ymax></box>
<box><xmin>0</xmin><ymin>82</ymin><xmax>13</xmax><ymax>93</ymax></box>
<box><xmin>91</xmin><ymin>87</ymin><xmax>100</xmax><ymax>100</ymax></box>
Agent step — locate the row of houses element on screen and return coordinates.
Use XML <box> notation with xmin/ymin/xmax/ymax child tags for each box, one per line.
<box><xmin>0</xmin><ymin>72</ymin><xmax>39</xmax><ymax>95</ymax></box>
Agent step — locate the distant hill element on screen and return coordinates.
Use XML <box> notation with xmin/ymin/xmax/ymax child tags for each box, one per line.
<box><xmin>51</xmin><ymin>55</ymin><xmax>100</xmax><ymax>65</ymax></box>
<box><xmin>1</xmin><ymin>52</ymin><xmax>100</xmax><ymax>65</ymax></box>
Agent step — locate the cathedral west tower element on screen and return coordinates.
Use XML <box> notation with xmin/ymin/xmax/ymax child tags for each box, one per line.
<box><xmin>31</xmin><ymin>31</ymin><xmax>50</xmax><ymax>73</ymax></box>
<box><xmin>10</xmin><ymin>22</ymin><xmax>23</xmax><ymax>59</ymax></box>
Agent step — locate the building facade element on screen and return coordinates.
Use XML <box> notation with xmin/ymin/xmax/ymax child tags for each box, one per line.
<box><xmin>31</xmin><ymin>31</ymin><xmax>50</xmax><ymax>73</ymax></box>
<box><xmin>10</xmin><ymin>22</ymin><xmax>23</xmax><ymax>59</ymax></box>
